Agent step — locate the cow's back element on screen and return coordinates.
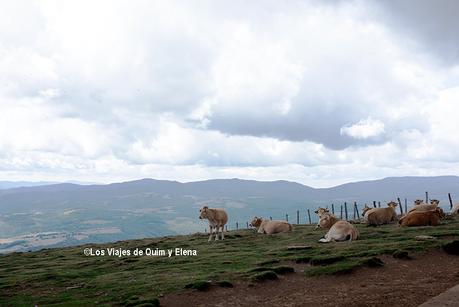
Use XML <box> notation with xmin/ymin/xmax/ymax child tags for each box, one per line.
<box><xmin>367</xmin><ymin>207</ymin><xmax>396</xmax><ymax>225</ymax></box>
<box><xmin>408</xmin><ymin>204</ymin><xmax>437</xmax><ymax>213</ymax></box>
<box><xmin>400</xmin><ymin>211</ymin><xmax>439</xmax><ymax>227</ymax></box>
<box><xmin>208</xmin><ymin>208</ymin><xmax>228</xmax><ymax>226</ymax></box>
<box><xmin>262</xmin><ymin>220</ymin><xmax>291</xmax><ymax>234</ymax></box>
<box><xmin>330</xmin><ymin>221</ymin><xmax>359</xmax><ymax>240</ymax></box>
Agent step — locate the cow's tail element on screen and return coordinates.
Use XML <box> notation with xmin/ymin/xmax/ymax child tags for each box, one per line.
<box><xmin>350</xmin><ymin>226</ymin><xmax>359</xmax><ymax>241</ymax></box>
<box><xmin>398</xmin><ymin>215</ymin><xmax>406</xmax><ymax>226</ymax></box>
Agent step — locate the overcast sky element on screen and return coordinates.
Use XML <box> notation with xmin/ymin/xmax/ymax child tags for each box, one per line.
<box><xmin>1</xmin><ymin>0</ymin><xmax>459</xmax><ymax>187</ymax></box>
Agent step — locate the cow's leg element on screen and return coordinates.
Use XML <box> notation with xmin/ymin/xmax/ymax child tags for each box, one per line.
<box><xmin>319</xmin><ymin>231</ymin><xmax>331</xmax><ymax>243</ymax></box>
<box><xmin>208</xmin><ymin>226</ymin><xmax>213</xmax><ymax>242</ymax></box>
<box><xmin>220</xmin><ymin>225</ymin><xmax>225</xmax><ymax>240</ymax></box>
<box><xmin>215</xmin><ymin>225</ymin><xmax>219</xmax><ymax>240</ymax></box>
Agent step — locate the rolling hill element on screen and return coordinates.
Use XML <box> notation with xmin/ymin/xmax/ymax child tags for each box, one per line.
<box><xmin>0</xmin><ymin>176</ymin><xmax>458</xmax><ymax>252</ymax></box>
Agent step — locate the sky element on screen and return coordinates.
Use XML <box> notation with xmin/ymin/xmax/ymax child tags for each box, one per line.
<box><xmin>1</xmin><ymin>0</ymin><xmax>459</xmax><ymax>188</ymax></box>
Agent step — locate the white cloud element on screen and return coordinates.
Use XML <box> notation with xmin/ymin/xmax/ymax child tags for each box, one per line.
<box><xmin>340</xmin><ymin>117</ymin><xmax>385</xmax><ymax>140</ymax></box>
<box><xmin>0</xmin><ymin>0</ymin><xmax>458</xmax><ymax>187</ymax></box>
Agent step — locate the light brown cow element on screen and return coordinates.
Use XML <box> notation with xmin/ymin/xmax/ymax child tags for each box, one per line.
<box><xmin>250</xmin><ymin>217</ymin><xmax>292</xmax><ymax>234</ymax></box>
<box><xmin>199</xmin><ymin>206</ymin><xmax>228</xmax><ymax>241</ymax></box>
<box><xmin>399</xmin><ymin>208</ymin><xmax>443</xmax><ymax>227</ymax></box>
<box><xmin>451</xmin><ymin>203</ymin><xmax>459</xmax><ymax>215</ymax></box>
<box><xmin>363</xmin><ymin>201</ymin><xmax>398</xmax><ymax>226</ymax></box>
<box><xmin>407</xmin><ymin>199</ymin><xmax>439</xmax><ymax>214</ymax></box>
<box><xmin>315</xmin><ymin>210</ymin><xmax>359</xmax><ymax>243</ymax></box>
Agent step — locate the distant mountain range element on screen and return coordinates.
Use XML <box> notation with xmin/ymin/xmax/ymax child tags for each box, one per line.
<box><xmin>1</xmin><ymin>176</ymin><xmax>458</xmax><ymax>253</ymax></box>
<box><xmin>0</xmin><ymin>180</ymin><xmax>97</xmax><ymax>190</ymax></box>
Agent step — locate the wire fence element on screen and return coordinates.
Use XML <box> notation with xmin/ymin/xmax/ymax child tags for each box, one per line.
<box><xmin>204</xmin><ymin>191</ymin><xmax>458</xmax><ymax>233</ymax></box>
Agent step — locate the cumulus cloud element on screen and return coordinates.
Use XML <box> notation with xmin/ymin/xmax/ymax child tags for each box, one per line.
<box><xmin>340</xmin><ymin>117</ymin><xmax>385</xmax><ymax>140</ymax></box>
<box><xmin>0</xmin><ymin>0</ymin><xmax>458</xmax><ymax>187</ymax></box>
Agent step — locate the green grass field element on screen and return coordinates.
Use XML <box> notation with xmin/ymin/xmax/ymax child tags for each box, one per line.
<box><xmin>1</xmin><ymin>218</ymin><xmax>459</xmax><ymax>306</ymax></box>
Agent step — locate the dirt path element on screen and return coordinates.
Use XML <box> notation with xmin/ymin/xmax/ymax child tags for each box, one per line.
<box><xmin>161</xmin><ymin>249</ymin><xmax>459</xmax><ymax>307</ymax></box>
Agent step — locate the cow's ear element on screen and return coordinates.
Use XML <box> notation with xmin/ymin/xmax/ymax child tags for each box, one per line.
<box><xmin>203</xmin><ymin>206</ymin><xmax>208</xmax><ymax>210</ymax></box>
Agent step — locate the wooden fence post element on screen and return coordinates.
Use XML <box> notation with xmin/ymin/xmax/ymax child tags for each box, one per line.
<box><xmin>297</xmin><ymin>210</ymin><xmax>300</xmax><ymax>225</ymax></box>
<box><xmin>270</xmin><ymin>216</ymin><xmax>272</xmax><ymax>221</ymax></box>
<box><xmin>307</xmin><ymin>209</ymin><xmax>311</xmax><ymax>224</ymax></box>
<box><xmin>331</xmin><ymin>203</ymin><xmax>335</xmax><ymax>215</ymax></box>
<box><xmin>354</xmin><ymin>202</ymin><xmax>359</xmax><ymax>219</ymax></box>
<box><xmin>246</xmin><ymin>222</ymin><xmax>249</xmax><ymax>229</ymax></box>
<box><xmin>425</xmin><ymin>191</ymin><xmax>429</xmax><ymax>203</ymax></box>
<box><xmin>286</xmin><ymin>214</ymin><xmax>288</xmax><ymax>222</ymax></box>
<box><xmin>397</xmin><ymin>198</ymin><xmax>403</xmax><ymax>215</ymax></box>
<box><xmin>236</xmin><ymin>222</ymin><xmax>239</xmax><ymax>230</ymax></box>
<box><xmin>378</xmin><ymin>201</ymin><xmax>381</xmax><ymax>208</ymax></box>
<box><xmin>373</xmin><ymin>201</ymin><xmax>377</xmax><ymax>208</ymax></box>
<box><xmin>344</xmin><ymin>202</ymin><xmax>348</xmax><ymax>220</ymax></box>
<box><xmin>340</xmin><ymin>205</ymin><xmax>343</xmax><ymax>219</ymax></box>
<box><xmin>404</xmin><ymin>198</ymin><xmax>407</xmax><ymax>213</ymax></box>
<box><xmin>448</xmin><ymin>193</ymin><xmax>453</xmax><ymax>210</ymax></box>
<box><xmin>225</xmin><ymin>225</ymin><xmax>228</xmax><ymax>232</ymax></box>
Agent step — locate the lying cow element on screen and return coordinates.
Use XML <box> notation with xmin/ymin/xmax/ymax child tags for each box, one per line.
<box><xmin>363</xmin><ymin>201</ymin><xmax>398</xmax><ymax>226</ymax></box>
<box><xmin>399</xmin><ymin>208</ymin><xmax>443</xmax><ymax>227</ymax></box>
<box><xmin>199</xmin><ymin>206</ymin><xmax>228</xmax><ymax>241</ymax></box>
<box><xmin>250</xmin><ymin>217</ymin><xmax>292</xmax><ymax>234</ymax></box>
<box><xmin>314</xmin><ymin>209</ymin><xmax>359</xmax><ymax>243</ymax></box>
<box><xmin>451</xmin><ymin>203</ymin><xmax>459</xmax><ymax>215</ymax></box>
<box><xmin>407</xmin><ymin>199</ymin><xmax>440</xmax><ymax>214</ymax></box>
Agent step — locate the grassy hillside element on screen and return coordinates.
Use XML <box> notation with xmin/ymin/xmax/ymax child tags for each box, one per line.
<box><xmin>1</xmin><ymin>218</ymin><xmax>459</xmax><ymax>306</ymax></box>
<box><xmin>2</xmin><ymin>177</ymin><xmax>458</xmax><ymax>253</ymax></box>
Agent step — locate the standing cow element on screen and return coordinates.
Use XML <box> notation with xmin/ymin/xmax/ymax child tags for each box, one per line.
<box><xmin>199</xmin><ymin>206</ymin><xmax>228</xmax><ymax>241</ymax></box>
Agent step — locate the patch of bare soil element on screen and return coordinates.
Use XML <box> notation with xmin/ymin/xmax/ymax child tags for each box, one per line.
<box><xmin>160</xmin><ymin>249</ymin><xmax>459</xmax><ymax>307</ymax></box>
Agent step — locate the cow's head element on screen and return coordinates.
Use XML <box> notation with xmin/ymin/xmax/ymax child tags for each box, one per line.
<box><xmin>250</xmin><ymin>217</ymin><xmax>263</xmax><ymax>228</ymax></box>
<box><xmin>314</xmin><ymin>207</ymin><xmax>329</xmax><ymax>216</ymax></box>
<box><xmin>414</xmin><ymin>199</ymin><xmax>424</xmax><ymax>205</ymax></box>
<box><xmin>199</xmin><ymin>206</ymin><xmax>209</xmax><ymax>220</ymax></box>
<box><xmin>430</xmin><ymin>199</ymin><xmax>440</xmax><ymax>206</ymax></box>
<box><xmin>387</xmin><ymin>201</ymin><xmax>398</xmax><ymax>209</ymax></box>
<box><xmin>316</xmin><ymin>213</ymin><xmax>333</xmax><ymax>230</ymax></box>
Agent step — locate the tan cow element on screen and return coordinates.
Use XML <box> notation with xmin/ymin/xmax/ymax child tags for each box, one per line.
<box><xmin>399</xmin><ymin>208</ymin><xmax>443</xmax><ymax>227</ymax></box>
<box><xmin>407</xmin><ymin>199</ymin><xmax>439</xmax><ymax>214</ymax></box>
<box><xmin>451</xmin><ymin>203</ymin><xmax>459</xmax><ymax>215</ymax></box>
<box><xmin>250</xmin><ymin>217</ymin><xmax>292</xmax><ymax>234</ymax></box>
<box><xmin>315</xmin><ymin>210</ymin><xmax>359</xmax><ymax>243</ymax></box>
<box><xmin>363</xmin><ymin>201</ymin><xmax>398</xmax><ymax>226</ymax></box>
<box><xmin>199</xmin><ymin>206</ymin><xmax>228</xmax><ymax>241</ymax></box>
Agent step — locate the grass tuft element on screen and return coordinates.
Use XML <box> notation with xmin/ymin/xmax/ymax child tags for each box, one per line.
<box><xmin>251</xmin><ymin>271</ymin><xmax>278</xmax><ymax>282</ymax></box>
<box><xmin>392</xmin><ymin>250</ymin><xmax>410</xmax><ymax>259</ymax></box>
<box><xmin>184</xmin><ymin>281</ymin><xmax>211</xmax><ymax>291</ymax></box>
<box><xmin>217</xmin><ymin>281</ymin><xmax>233</xmax><ymax>288</ymax></box>
<box><xmin>361</xmin><ymin>257</ymin><xmax>384</xmax><ymax>267</ymax></box>
<box><xmin>443</xmin><ymin>240</ymin><xmax>459</xmax><ymax>255</ymax></box>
